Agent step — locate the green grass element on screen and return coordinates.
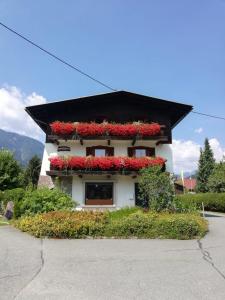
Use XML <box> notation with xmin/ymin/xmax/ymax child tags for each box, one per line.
<box><xmin>0</xmin><ymin>216</ymin><xmax>9</xmax><ymax>226</ymax></box>
<box><xmin>108</xmin><ymin>207</ymin><xmax>140</xmax><ymax>220</ymax></box>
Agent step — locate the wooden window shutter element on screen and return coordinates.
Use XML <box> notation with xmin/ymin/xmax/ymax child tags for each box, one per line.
<box><xmin>86</xmin><ymin>147</ymin><xmax>93</xmax><ymax>156</ymax></box>
<box><xmin>127</xmin><ymin>147</ymin><xmax>134</xmax><ymax>157</ymax></box>
<box><xmin>146</xmin><ymin>147</ymin><xmax>155</xmax><ymax>157</ymax></box>
<box><xmin>106</xmin><ymin>147</ymin><xmax>114</xmax><ymax>156</ymax></box>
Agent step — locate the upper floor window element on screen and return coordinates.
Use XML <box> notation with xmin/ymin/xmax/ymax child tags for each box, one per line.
<box><xmin>86</xmin><ymin>146</ymin><xmax>114</xmax><ymax>156</ymax></box>
<box><xmin>128</xmin><ymin>146</ymin><xmax>155</xmax><ymax>157</ymax></box>
<box><xmin>95</xmin><ymin>148</ymin><xmax>106</xmax><ymax>157</ymax></box>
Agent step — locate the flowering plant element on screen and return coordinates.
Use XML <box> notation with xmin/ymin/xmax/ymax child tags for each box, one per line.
<box><xmin>49</xmin><ymin>156</ymin><xmax>166</xmax><ymax>171</ymax></box>
<box><xmin>50</xmin><ymin>121</ymin><xmax>161</xmax><ymax>137</ymax></box>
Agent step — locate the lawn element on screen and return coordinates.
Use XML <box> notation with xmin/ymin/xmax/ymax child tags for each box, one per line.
<box><xmin>0</xmin><ymin>215</ymin><xmax>9</xmax><ymax>226</ymax></box>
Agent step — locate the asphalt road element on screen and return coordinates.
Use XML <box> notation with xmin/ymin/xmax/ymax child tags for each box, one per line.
<box><xmin>1</xmin><ymin>212</ymin><xmax>225</xmax><ymax>300</ymax></box>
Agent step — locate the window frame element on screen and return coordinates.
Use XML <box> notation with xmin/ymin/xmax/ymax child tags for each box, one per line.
<box><xmin>127</xmin><ymin>146</ymin><xmax>155</xmax><ymax>157</ymax></box>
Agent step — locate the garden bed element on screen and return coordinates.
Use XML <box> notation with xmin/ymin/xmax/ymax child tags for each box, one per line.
<box><xmin>14</xmin><ymin>208</ymin><xmax>207</xmax><ymax>240</ymax></box>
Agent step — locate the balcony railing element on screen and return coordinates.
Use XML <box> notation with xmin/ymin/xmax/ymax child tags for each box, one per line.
<box><xmin>47</xmin><ymin>155</ymin><xmax>166</xmax><ymax>176</ymax></box>
<box><xmin>47</xmin><ymin>122</ymin><xmax>168</xmax><ymax>145</ymax></box>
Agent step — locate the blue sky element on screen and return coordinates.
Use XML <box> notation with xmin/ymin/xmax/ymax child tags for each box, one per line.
<box><xmin>0</xmin><ymin>0</ymin><xmax>225</xmax><ymax>172</ymax></box>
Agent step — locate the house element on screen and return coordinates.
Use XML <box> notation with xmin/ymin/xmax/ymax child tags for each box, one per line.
<box><xmin>175</xmin><ymin>178</ymin><xmax>196</xmax><ymax>194</ymax></box>
<box><xmin>25</xmin><ymin>91</ymin><xmax>192</xmax><ymax>209</ymax></box>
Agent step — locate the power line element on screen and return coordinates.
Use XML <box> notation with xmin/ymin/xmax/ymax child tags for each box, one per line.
<box><xmin>1</xmin><ymin>22</ymin><xmax>225</xmax><ymax>121</ymax></box>
<box><xmin>0</xmin><ymin>21</ymin><xmax>117</xmax><ymax>92</ymax></box>
<box><xmin>192</xmin><ymin>111</ymin><xmax>225</xmax><ymax>121</ymax></box>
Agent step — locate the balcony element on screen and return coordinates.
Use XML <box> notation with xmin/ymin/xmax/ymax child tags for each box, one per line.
<box><xmin>47</xmin><ymin>155</ymin><xmax>166</xmax><ymax>176</ymax></box>
<box><xmin>47</xmin><ymin>122</ymin><xmax>169</xmax><ymax>145</ymax></box>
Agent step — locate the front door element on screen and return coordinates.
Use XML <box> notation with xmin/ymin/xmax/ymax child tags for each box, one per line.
<box><xmin>85</xmin><ymin>182</ymin><xmax>113</xmax><ymax>205</ymax></box>
<box><xmin>135</xmin><ymin>183</ymin><xmax>148</xmax><ymax>208</ymax></box>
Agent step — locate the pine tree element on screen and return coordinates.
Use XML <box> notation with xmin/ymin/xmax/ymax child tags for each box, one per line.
<box><xmin>24</xmin><ymin>155</ymin><xmax>41</xmax><ymax>188</ymax></box>
<box><xmin>196</xmin><ymin>138</ymin><xmax>215</xmax><ymax>192</ymax></box>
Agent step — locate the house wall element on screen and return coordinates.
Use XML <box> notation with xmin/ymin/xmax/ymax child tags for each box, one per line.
<box><xmin>72</xmin><ymin>175</ymin><xmax>136</xmax><ymax>208</ymax></box>
<box><xmin>40</xmin><ymin>140</ymin><xmax>173</xmax><ymax>207</ymax></box>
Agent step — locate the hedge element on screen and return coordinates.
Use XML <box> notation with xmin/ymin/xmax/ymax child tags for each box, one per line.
<box><xmin>14</xmin><ymin>210</ymin><xmax>207</xmax><ymax>240</ymax></box>
<box><xmin>176</xmin><ymin>193</ymin><xmax>225</xmax><ymax>213</ymax></box>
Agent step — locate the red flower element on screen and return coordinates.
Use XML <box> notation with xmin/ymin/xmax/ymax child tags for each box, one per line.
<box><xmin>50</xmin><ymin>122</ymin><xmax>161</xmax><ymax>137</ymax></box>
<box><xmin>138</xmin><ymin>123</ymin><xmax>161</xmax><ymax>137</ymax></box>
<box><xmin>67</xmin><ymin>157</ymin><xmax>85</xmax><ymax>169</ymax></box>
<box><xmin>49</xmin><ymin>155</ymin><xmax>166</xmax><ymax>171</ymax></box>
<box><xmin>76</xmin><ymin>123</ymin><xmax>105</xmax><ymax>136</ymax></box>
<box><xmin>50</xmin><ymin>121</ymin><xmax>75</xmax><ymax>135</ymax></box>
<box><xmin>49</xmin><ymin>156</ymin><xmax>65</xmax><ymax>170</ymax></box>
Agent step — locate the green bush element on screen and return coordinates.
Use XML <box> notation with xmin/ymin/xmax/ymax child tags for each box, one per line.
<box><xmin>207</xmin><ymin>162</ymin><xmax>225</xmax><ymax>193</ymax></box>
<box><xmin>15</xmin><ymin>211</ymin><xmax>108</xmax><ymax>238</ymax></box>
<box><xmin>139</xmin><ymin>166</ymin><xmax>175</xmax><ymax>211</ymax></box>
<box><xmin>18</xmin><ymin>188</ymin><xmax>76</xmax><ymax>217</ymax></box>
<box><xmin>171</xmin><ymin>197</ymin><xmax>197</xmax><ymax>213</ymax></box>
<box><xmin>176</xmin><ymin>193</ymin><xmax>225</xmax><ymax>212</ymax></box>
<box><xmin>14</xmin><ymin>209</ymin><xmax>207</xmax><ymax>240</ymax></box>
<box><xmin>0</xmin><ymin>188</ymin><xmax>25</xmax><ymax>218</ymax></box>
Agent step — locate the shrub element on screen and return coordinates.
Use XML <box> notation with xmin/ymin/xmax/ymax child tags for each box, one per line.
<box><xmin>0</xmin><ymin>188</ymin><xmax>25</xmax><ymax>218</ymax></box>
<box><xmin>171</xmin><ymin>197</ymin><xmax>198</xmax><ymax>213</ymax></box>
<box><xmin>14</xmin><ymin>210</ymin><xmax>207</xmax><ymax>240</ymax></box>
<box><xmin>176</xmin><ymin>193</ymin><xmax>225</xmax><ymax>212</ymax></box>
<box><xmin>18</xmin><ymin>188</ymin><xmax>76</xmax><ymax>217</ymax></box>
<box><xmin>15</xmin><ymin>211</ymin><xmax>108</xmax><ymax>238</ymax></box>
<box><xmin>207</xmin><ymin>162</ymin><xmax>225</xmax><ymax>193</ymax></box>
<box><xmin>139</xmin><ymin>166</ymin><xmax>174</xmax><ymax>211</ymax></box>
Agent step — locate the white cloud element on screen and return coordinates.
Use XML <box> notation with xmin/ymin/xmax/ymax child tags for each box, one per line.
<box><xmin>172</xmin><ymin>138</ymin><xmax>225</xmax><ymax>174</ymax></box>
<box><xmin>0</xmin><ymin>85</ymin><xmax>46</xmax><ymax>141</ymax></box>
<box><xmin>195</xmin><ymin>127</ymin><xmax>203</xmax><ymax>134</ymax></box>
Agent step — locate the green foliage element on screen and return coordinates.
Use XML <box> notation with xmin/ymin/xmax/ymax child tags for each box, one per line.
<box><xmin>0</xmin><ymin>149</ymin><xmax>23</xmax><ymax>190</ymax></box>
<box><xmin>171</xmin><ymin>196</ymin><xmax>198</xmax><ymax>213</ymax></box>
<box><xmin>15</xmin><ymin>211</ymin><xmax>107</xmax><ymax>238</ymax></box>
<box><xmin>176</xmin><ymin>193</ymin><xmax>225</xmax><ymax>212</ymax></box>
<box><xmin>139</xmin><ymin>166</ymin><xmax>175</xmax><ymax>211</ymax></box>
<box><xmin>18</xmin><ymin>188</ymin><xmax>76</xmax><ymax>217</ymax></box>
<box><xmin>196</xmin><ymin>138</ymin><xmax>215</xmax><ymax>192</ymax></box>
<box><xmin>207</xmin><ymin>162</ymin><xmax>225</xmax><ymax>193</ymax></box>
<box><xmin>14</xmin><ymin>209</ymin><xmax>207</xmax><ymax>240</ymax></box>
<box><xmin>1</xmin><ymin>188</ymin><xmax>25</xmax><ymax>218</ymax></box>
<box><xmin>24</xmin><ymin>155</ymin><xmax>41</xmax><ymax>188</ymax></box>
<box><xmin>109</xmin><ymin>206</ymin><xmax>140</xmax><ymax>220</ymax></box>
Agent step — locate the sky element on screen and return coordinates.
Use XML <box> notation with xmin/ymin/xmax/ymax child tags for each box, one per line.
<box><xmin>0</xmin><ymin>0</ymin><xmax>225</xmax><ymax>173</ymax></box>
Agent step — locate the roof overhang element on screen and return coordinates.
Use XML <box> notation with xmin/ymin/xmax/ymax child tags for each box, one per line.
<box><xmin>25</xmin><ymin>90</ymin><xmax>193</xmax><ymax>134</ymax></box>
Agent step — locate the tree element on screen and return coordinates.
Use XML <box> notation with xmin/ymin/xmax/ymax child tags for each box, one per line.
<box><xmin>208</xmin><ymin>161</ymin><xmax>225</xmax><ymax>193</ymax></box>
<box><xmin>0</xmin><ymin>149</ymin><xmax>23</xmax><ymax>190</ymax></box>
<box><xmin>196</xmin><ymin>138</ymin><xmax>215</xmax><ymax>192</ymax></box>
<box><xmin>24</xmin><ymin>155</ymin><xmax>41</xmax><ymax>188</ymax></box>
<box><xmin>139</xmin><ymin>166</ymin><xmax>174</xmax><ymax>211</ymax></box>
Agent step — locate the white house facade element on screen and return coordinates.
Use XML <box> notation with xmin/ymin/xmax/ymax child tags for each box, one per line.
<box><xmin>26</xmin><ymin>91</ymin><xmax>192</xmax><ymax>209</ymax></box>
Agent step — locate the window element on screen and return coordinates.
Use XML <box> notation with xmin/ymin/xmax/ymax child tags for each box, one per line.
<box><xmin>94</xmin><ymin>148</ymin><xmax>106</xmax><ymax>157</ymax></box>
<box><xmin>86</xmin><ymin>146</ymin><xmax>114</xmax><ymax>156</ymax></box>
<box><xmin>85</xmin><ymin>182</ymin><xmax>113</xmax><ymax>205</ymax></box>
<box><xmin>128</xmin><ymin>147</ymin><xmax>155</xmax><ymax>157</ymax></box>
<box><xmin>135</xmin><ymin>149</ymin><xmax>147</xmax><ymax>157</ymax></box>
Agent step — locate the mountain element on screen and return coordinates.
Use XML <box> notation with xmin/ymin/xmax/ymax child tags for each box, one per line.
<box><xmin>0</xmin><ymin>129</ymin><xmax>44</xmax><ymax>166</ymax></box>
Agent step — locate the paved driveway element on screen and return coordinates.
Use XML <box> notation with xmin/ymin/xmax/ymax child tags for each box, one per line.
<box><xmin>1</xmin><ymin>212</ymin><xmax>225</xmax><ymax>300</ymax></box>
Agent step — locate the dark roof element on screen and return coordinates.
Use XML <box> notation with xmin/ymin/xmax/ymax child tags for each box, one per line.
<box><xmin>25</xmin><ymin>90</ymin><xmax>193</xmax><ymax>134</ymax></box>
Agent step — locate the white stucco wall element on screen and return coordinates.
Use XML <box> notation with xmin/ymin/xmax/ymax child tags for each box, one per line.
<box><xmin>72</xmin><ymin>175</ymin><xmax>136</xmax><ymax>208</ymax></box>
<box><xmin>155</xmin><ymin>144</ymin><xmax>173</xmax><ymax>173</ymax></box>
<box><xmin>40</xmin><ymin>140</ymin><xmax>174</xmax><ymax>207</ymax></box>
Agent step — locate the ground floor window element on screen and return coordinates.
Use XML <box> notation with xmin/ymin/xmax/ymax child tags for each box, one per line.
<box><xmin>85</xmin><ymin>182</ymin><xmax>113</xmax><ymax>205</ymax></box>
